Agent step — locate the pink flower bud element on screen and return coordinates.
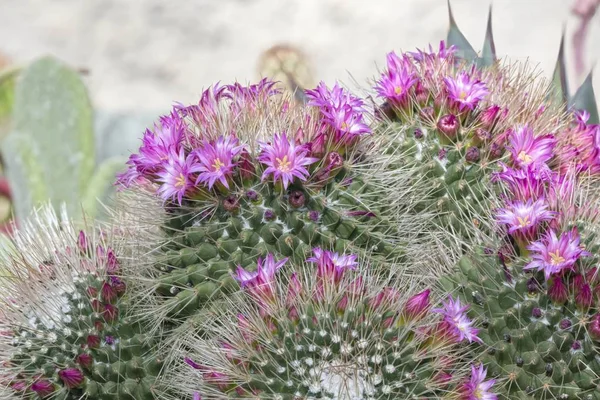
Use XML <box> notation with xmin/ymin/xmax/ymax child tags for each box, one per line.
<box><xmin>576</xmin><ymin>283</ymin><xmax>593</xmax><ymax>310</ymax></box>
<box><xmin>76</xmin><ymin>353</ymin><xmax>93</xmax><ymax>369</ymax></box>
<box><xmin>548</xmin><ymin>277</ymin><xmax>568</xmax><ymax>304</ymax></box>
<box><xmin>78</xmin><ymin>231</ymin><xmax>88</xmax><ymax>253</ymax></box>
<box><xmin>101</xmin><ymin>282</ymin><xmax>117</xmax><ymax>303</ymax></box>
<box><xmin>403</xmin><ymin>289</ymin><xmax>431</xmax><ymax>320</ymax></box>
<box><xmin>437</xmin><ymin>114</ymin><xmax>459</xmax><ymax>138</ymax></box>
<box><xmin>58</xmin><ymin>368</ymin><xmax>84</xmax><ymax>389</ymax></box>
<box><xmin>31</xmin><ymin>379</ymin><xmax>55</xmax><ymax>397</ymax></box>
<box><xmin>589</xmin><ymin>314</ymin><xmax>600</xmax><ymax>341</ymax></box>
<box><xmin>103</xmin><ymin>303</ymin><xmax>118</xmax><ymax>322</ymax></box>
<box><xmin>239</xmin><ymin>149</ymin><xmax>255</xmax><ymax>182</ymax></box>
<box><xmin>480</xmin><ymin>105</ymin><xmax>500</xmax><ymax>128</ymax></box>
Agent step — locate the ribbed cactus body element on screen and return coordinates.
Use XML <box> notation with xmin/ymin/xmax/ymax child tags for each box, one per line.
<box><xmin>442</xmin><ymin>251</ymin><xmax>600</xmax><ymax>399</ymax></box>
<box><xmin>154</xmin><ymin>170</ymin><xmax>398</xmax><ymax>320</ymax></box>
<box><xmin>178</xmin><ymin>250</ymin><xmax>468</xmax><ymax>400</ymax></box>
<box><xmin>5</xmin><ymin>273</ymin><xmax>157</xmax><ymax>400</ymax></box>
<box><xmin>380</xmin><ymin>120</ymin><xmax>491</xmax><ymax>238</ymax></box>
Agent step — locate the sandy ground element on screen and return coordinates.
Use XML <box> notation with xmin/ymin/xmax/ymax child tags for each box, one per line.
<box><xmin>1</xmin><ymin>0</ymin><xmax>599</xmax><ymax>157</ymax></box>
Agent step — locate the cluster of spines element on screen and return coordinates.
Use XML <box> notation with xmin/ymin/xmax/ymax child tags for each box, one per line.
<box><xmin>0</xmin><ymin>208</ymin><xmax>160</xmax><ymax>400</ymax></box>
<box><xmin>174</xmin><ymin>248</ymin><xmax>496</xmax><ymax>399</ymax></box>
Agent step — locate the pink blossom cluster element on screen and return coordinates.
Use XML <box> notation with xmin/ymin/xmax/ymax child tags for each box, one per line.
<box><xmin>117</xmin><ymin>79</ymin><xmax>371</xmax><ymax>205</ymax></box>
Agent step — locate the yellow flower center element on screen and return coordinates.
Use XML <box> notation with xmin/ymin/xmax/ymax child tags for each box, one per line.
<box><xmin>517</xmin><ymin>216</ymin><xmax>531</xmax><ymax>228</ymax></box>
<box><xmin>341</xmin><ymin>121</ymin><xmax>349</xmax><ymax>131</ymax></box>
<box><xmin>276</xmin><ymin>155</ymin><xmax>291</xmax><ymax>173</ymax></box>
<box><xmin>549</xmin><ymin>251</ymin><xmax>565</xmax><ymax>265</ymax></box>
<box><xmin>175</xmin><ymin>173</ymin><xmax>186</xmax><ymax>189</ymax></box>
<box><xmin>459</xmin><ymin>90</ymin><xmax>468</xmax><ymax>100</ymax></box>
<box><xmin>394</xmin><ymin>86</ymin><xmax>403</xmax><ymax>95</ymax></box>
<box><xmin>518</xmin><ymin>151</ymin><xmax>533</xmax><ymax>164</ymax></box>
<box><xmin>474</xmin><ymin>389</ymin><xmax>483</xmax><ymax>399</ymax></box>
<box><xmin>212</xmin><ymin>158</ymin><xmax>225</xmax><ymax>171</ymax></box>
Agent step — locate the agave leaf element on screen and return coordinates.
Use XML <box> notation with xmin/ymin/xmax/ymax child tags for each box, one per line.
<box><xmin>549</xmin><ymin>30</ymin><xmax>569</xmax><ymax>105</ymax></box>
<box><xmin>4</xmin><ymin>56</ymin><xmax>95</xmax><ymax>220</ymax></box>
<box><xmin>570</xmin><ymin>70</ymin><xmax>599</xmax><ymax>124</ymax></box>
<box><xmin>81</xmin><ymin>156</ymin><xmax>126</xmax><ymax>218</ymax></box>
<box><xmin>1</xmin><ymin>134</ymin><xmax>49</xmax><ymax>221</ymax></box>
<box><xmin>446</xmin><ymin>0</ymin><xmax>478</xmax><ymax>62</ymax></box>
<box><xmin>477</xmin><ymin>5</ymin><xmax>497</xmax><ymax>68</ymax></box>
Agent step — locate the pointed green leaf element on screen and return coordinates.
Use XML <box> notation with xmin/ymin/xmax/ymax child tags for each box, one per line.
<box><xmin>478</xmin><ymin>5</ymin><xmax>497</xmax><ymax>67</ymax></box>
<box><xmin>446</xmin><ymin>0</ymin><xmax>478</xmax><ymax>62</ymax></box>
<box><xmin>570</xmin><ymin>70</ymin><xmax>599</xmax><ymax>124</ymax></box>
<box><xmin>0</xmin><ymin>67</ymin><xmax>20</xmax><ymax>141</ymax></box>
<box><xmin>81</xmin><ymin>156</ymin><xmax>126</xmax><ymax>219</ymax></box>
<box><xmin>1</xmin><ymin>133</ymin><xmax>49</xmax><ymax>221</ymax></box>
<box><xmin>6</xmin><ymin>56</ymin><xmax>95</xmax><ymax>220</ymax></box>
<box><xmin>550</xmin><ymin>31</ymin><xmax>569</xmax><ymax>105</ymax></box>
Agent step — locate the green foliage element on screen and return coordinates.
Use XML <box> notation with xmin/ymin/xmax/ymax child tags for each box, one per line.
<box><xmin>0</xmin><ymin>57</ymin><xmax>124</xmax><ymax>222</ymax></box>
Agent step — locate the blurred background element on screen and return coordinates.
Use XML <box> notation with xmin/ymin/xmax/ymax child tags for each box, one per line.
<box><xmin>0</xmin><ymin>0</ymin><xmax>598</xmax><ymax>227</ymax></box>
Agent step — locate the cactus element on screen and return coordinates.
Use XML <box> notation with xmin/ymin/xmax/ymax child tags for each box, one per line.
<box><xmin>1</xmin><ymin>57</ymin><xmax>126</xmax><ymax>223</ymax></box>
<box><xmin>171</xmin><ymin>248</ymin><xmax>486</xmax><ymax>399</ymax></box>
<box><xmin>0</xmin><ymin>206</ymin><xmax>161</xmax><ymax>400</ymax></box>
<box><xmin>114</xmin><ymin>78</ymin><xmax>439</xmax><ymax>336</ymax></box>
<box><xmin>370</xmin><ymin>41</ymin><xmax>573</xmax><ymax>244</ymax></box>
<box><xmin>439</xmin><ymin>128</ymin><xmax>600</xmax><ymax>398</ymax></box>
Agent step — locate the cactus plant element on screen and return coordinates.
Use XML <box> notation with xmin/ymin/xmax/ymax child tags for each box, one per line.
<box><xmin>370</xmin><ymin>41</ymin><xmax>572</xmax><ymax>244</ymax></box>
<box><xmin>0</xmin><ymin>206</ymin><xmax>159</xmax><ymax>400</ymax></box>
<box><xmin>114</xmin><ymin>78</ymin><xmax>434</xmax><ymax>335</ymax></box>
<box><xmin>172</xmin><ymin>248</ymin><xmax>484</xmax><ymax>399</ymax></box>
<box><xmin>1</xmin><ymin>57</ymin><xmax>126</xmax><ymax>224</ymax></box>
<box><xmin>439</xmin><ymin>130</ymin><xmax>600</xmax><ymax>398</ymax></box>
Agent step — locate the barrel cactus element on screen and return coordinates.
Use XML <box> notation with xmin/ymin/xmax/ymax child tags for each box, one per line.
<box><xmin>0</xmin><ymin>206</ymin><xmax>159</xmax><ymax>400</ymax></box>
<box><xmin>172</xmin><ymin>247</ymin><xmax>491</xmax><ymax>399</ymax></box>
<box><xmin>370</xmin><ymin>40</ymin><xmax>574</xmax><ymax>243</ymax></box>
<box><xmin>440</xmin><ymin>112</ymin><xmax>600</xmax><ymax>398</ymax></box>
<box><xmin>114</xmin><ymin>78</ymin><xmax>438</xmax><ymax>336</ymax></box>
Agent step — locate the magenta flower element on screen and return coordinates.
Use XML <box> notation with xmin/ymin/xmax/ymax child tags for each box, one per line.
<box><xmin>234</xmin><ymin>254</ymin><xmax>288</xmax><ymax>302</ymax></box>
<box><xmin>507</xmin><ymin>126</ymin><xmax>556</xmax><ymax>168</ymax></box>
<box><xmin>496</xmin><ymin>198</ymin><xmax>555</xmax><ymax>239</ymax></box>
<box><xmin>193</xmin><ymin>135</ymin><xmax>243</xmax><ymax>189</ymax></box>
<box><xmin>31</xmin><ymin>379</ymin><xmax>55</xmax><ymax>397</ymax></box>
<box><xmin>116</xmin><ymin>112</ymin><xmax>185</xmax><ymax>187</ymax></box>
<box><xmin>433</xmin><ymin>296</ymin><xmax>480</xmax><ymax>343</ymax></box>
<box><xmin>410</xmin><ymin>40</ymin><xmax>456</xmax><ymax>62</ymax></box>
<box><xmin>403</xmin><ymin>289</ymin><xmax>431</xmax><ymax>320</ymax></box>
<box><xmin>443</xmin><ymin>72</ymin><xmax>489</xmax><ymax>111</ymax></box>
<box><xmin>525</xmin><ymin>229</ymin><xmax>590</xmax><ymax>280</ymax></box>
<box><xmin>258</xmin><ymin>132</ymin><xmax>318</xmax><ymax>189</ymax></box>
<box><xmin>307</xmin><ymin>247</ymin><xmax>358</xmax><ymax>283</ymax></box>
<box><xmin>58</xmin><ymin>368</ymin><xmax>84</xmax><ymax>389</ymax></box>
<box><xmin>156</xmin><ymin>149</ymin><xmax>200</xmax><ymax>205</ymax></box>
<box><xmin>493</xmin><ymin>163</ymin><xmax>554</xmax><ymax>201</ymax></box>
<box><xmin>375</xmin><ymin>52</ymin><xmax>418</xmax><ymax>106</ymax></box>
<box><xmin>226</xmin><ymin>78</ymin><xmax>280</xmax><ymax>115</ymax></box>
<box><xmin>174</xmin><ymin>84</ymin><xmax>227</xmax><ymax>129</ymax></box>
<box><xmin>306</xmin><ymin>82</ymin><xmax>371</xmax><ymax>145</ymax></box>
<box><xmin>461</xmin><ymin>364</ymin><xmax>497</xmax><ymax>400</ymax></box>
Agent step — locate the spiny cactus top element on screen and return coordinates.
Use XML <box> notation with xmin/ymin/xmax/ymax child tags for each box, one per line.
<box><xmin>175</xmin><ymin>247</ymin><xmax>494</xmax><ymax>399</ymax></box>
<box><xmin>371</xmin><ymin>41</ymin><xmax>598</xmax><ymax>243</ymax></box>
<box><xmin>0</xmin><ymin>208</ymin><xmax>157</xmax><ymax>400</ymax></box>
<box><xmin>442</xmin><ymin>108</ymin><xmax>600</xmax><ymax>397</ymax></box>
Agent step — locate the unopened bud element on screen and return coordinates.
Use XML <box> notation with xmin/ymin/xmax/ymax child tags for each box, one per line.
<box><xmin>465</xmin><ymin>146</ymin><xmax>480</xmax><ymax>163</ymax></box>
<box><xmin>288</xmin><ymin>190</ymin><xmax>306</xmax><ymax>208</ymax></box>
<box><xmin>437</xmin><ymin>114</ymin><xmax>459</xmax><ymax>138</ymax></box>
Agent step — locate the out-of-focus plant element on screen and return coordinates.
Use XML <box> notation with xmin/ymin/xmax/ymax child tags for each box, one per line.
<box><xmin>0</xmin><ymin>57</ymin><xmax>125</xmax><ymax>225</ymax></box>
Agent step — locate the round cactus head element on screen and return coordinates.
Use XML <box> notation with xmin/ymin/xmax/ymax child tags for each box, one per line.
<box><xmin>370</xmin><ymin>41</ymin><xmax>585</xmax><ymax>245</ymax></box>
<box><xmin>442</xmin><ymin>144</ymin><xmax>600</xmax><ymax>398</ymax></box>
<box><xmin>172</xmin><ymin>248</ymin><xmax>493</xmax><ymax>399</ymax></box>
<box><xmin>115</xmin><ymin>78</ymin><xmax>445</xmax><ymax>338</ymax></box>
<box><xmin>0</xmin><ymin>207</ymin><xmax>158</xmax><ymax>399</ymax></box>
